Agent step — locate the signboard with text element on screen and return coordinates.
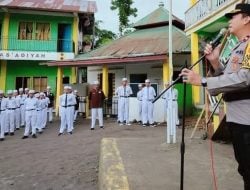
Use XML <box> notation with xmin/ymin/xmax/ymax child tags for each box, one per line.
<box><xmin>0</xmin><ymin>51</ymin><xmax>74</xmax><ymax>61</ymax></box>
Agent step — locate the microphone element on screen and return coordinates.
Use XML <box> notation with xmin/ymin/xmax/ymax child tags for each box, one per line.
<box><xmin>152</xmin><ymin>28</ymin><xmax>228</xmax><ymax>103</ymax></box>
<box><xmin>210</xmin><ymin>28</ymin><xmax>227</xmax><ymax>48</ymax></box>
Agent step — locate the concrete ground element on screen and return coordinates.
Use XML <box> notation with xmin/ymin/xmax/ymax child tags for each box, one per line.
<box><xmin>0</xmin><ymin>117</ymin><xmax>243</xmax><ymax>190</ymax></box>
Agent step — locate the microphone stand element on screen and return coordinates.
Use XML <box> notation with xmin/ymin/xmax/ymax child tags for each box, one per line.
<box><xmin>152</xmin><ymin>54</ymin><xmax>206</xmax><ymax>104</ymax></box>
<box><xmin>180</xmin><ymin>60</ymin><xmax>187</xmax><ymax>190</ymax></box>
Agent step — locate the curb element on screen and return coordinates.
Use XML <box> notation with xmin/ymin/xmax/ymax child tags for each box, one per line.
<box><xmin>99</xmin><ymin>138</ymin><xmax>129</xmax><ymax>190</ymax></box>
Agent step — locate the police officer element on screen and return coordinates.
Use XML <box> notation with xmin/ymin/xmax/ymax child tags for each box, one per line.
<box><xmin>180</xmin><ymin>4</ymin><xmax>250</xmax><ymax>189</ymax></box>
<box><xmin>0</xmin><ymin>90</ymin><xmax>7</xmax><ymax>141</ymax></box>
<box><xmin>45</xmin><ymin>86</ymin><xmax>54</xmax><ymax>123</ymax></box>
<box><xmin>6</xmin><ymin>90</ymin><xmax>16</xmax><ymax>136</ymax></box>
<box><xmin>22</xmin><ymin>90</ymin><xmax>38</xmax><ymax>139</ymax></box>
<box><xmin>89</xmin><ymin>81</ymin><xmax>105</xmax><ymax>130</ymax></box>
<box><xmin>58</xmin><ymin>86</ymin><xmax>76</xmax><ymax>136</ymax></box>
<box><xmin>115</xmin><ymin>78</ymin><xmax>133</xmax><ymax>126</ymax></box>
<box><xmin>137</xmin><ymin>84</ymin><xmax>143</xmax><ymax>124</ymax></box>
<box><xmin>19</xmin><ymin>88</ymin><xmax>26</xmax><ymax>127</ymax></box>
<box><xmin>141</xmin><ymin>79</ymin><xmax>156</xmax><ymax>127</ymax></box>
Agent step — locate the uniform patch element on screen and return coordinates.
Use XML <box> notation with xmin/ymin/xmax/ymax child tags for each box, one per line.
<box><xmin>242</xmin><ymin>42</ymin><xmax>250</xmax><ymax>69</ymax></box>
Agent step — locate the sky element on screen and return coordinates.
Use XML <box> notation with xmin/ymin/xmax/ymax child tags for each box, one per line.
<box><xmin>95</xmin><ymin>0</ymin><xmax>190</xmax><ymax>34</ymax></box>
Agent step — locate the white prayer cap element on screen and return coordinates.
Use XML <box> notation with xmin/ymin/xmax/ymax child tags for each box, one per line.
<box><xmin>13</xmin><ymin>90</ymin><xmax>18</xmax><ymax>93</ymax></box>
<box><xmin>25</xmin><ymin>88</ymin><xmax>29</xmax><ymax>91</ymax></box>
<box><xmin>145</xmin><ymin>79</ymin><xmax>150</xmax><ymax>83</ymax></box>
<box><xmin>68</xmin><ymin>86</ymin><xmax>72</xmax><ymax>90</ymax></box>
<box><xmin>40</xmin><ymin>92</ymin><xmax>45</xmax><ymax>96</ymax></box>
<box><xmin>35</xmin><ymin>93</ymin><xmax>40</xmax><ymax>98</ymax></box>
<box><xmin>19</xmin><ymin>88</ymin><xmax>23</xmax><ymax>92</ymax></box>
<box><xmin>0</xmin><ymin>90</ymin><xmax>3</xmax><ymax>94</ymax></box>
<box><xmin>7</xmin><ymin>90</ymin><xmax>13</xmax><ymax>94</ymax></box>
<box><xmin>74</xmin><ymin>90</ymin><xmax>78</xmax><ymax>93</ymax></box>
<box><xmin>47</xmin><ymin>86</ymin><xmax>51</xmax><ymax>89</ymax></box>
<box><xmin>138</xmin><ymin>84</ymin><xmax>142</xmax><ymax>87</ymax></box>
<box><xmin>29</xmin><ymin>90</ymin><xmax>35</xmax><ymax>94</ymax></box>
<box><xmin>122</xmin><ymin>78</ymin><xmax>128</xmax><ymax>82</ymax></box>
<box><xmin>64</xmin><ymin>86</ymin><xmax>69</xmax><ymax>90</ymax></box>
<box><xmin>93</xmin><ymin>81</ymin><xmax>99</xmax><ymax>85</ymax></box>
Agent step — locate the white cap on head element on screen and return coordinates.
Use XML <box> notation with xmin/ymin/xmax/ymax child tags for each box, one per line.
<box><xmin>40</xmin><ymin>92</ymin><xmax>45</xmax><ymax>96</ymax></box>
<box><xmin>0</xmin><ymin>90</ymin><xmax>3</xmax><ymax>94</ymax></box>
<box><xmin>122</xmin><ymin>78</ymin><xmax>128</xmax><ymax>82</ymax></box>
<box><xmin>13</xmin><ymin>90</ymin><xmax>18</xmax><ymax>93</ymax></box>
<box><xmin>47</xmin><ymin>86</ymin><xmax>51</xmax><ymax>89</ymax></box>
<box><xmin>138</xmin><ymin>84</ymin><xmax>142</xmax><ymax>87</ymax></box>
<box><xmin>7</xmin><ymin>90</ymin><xmax>13</xmax><ymax>94</ymax></box>
<box><xmin>25</xmin><ymin>88</ymin><xmax>29</xmax><ymax>91</ymax></box>
<box><xmin>93</xmin><ymin>81</ymin><xmax>99</xmax><ymax>85</ymax></box>
<box><xmin>29</xmin><ymin>90</ymin><xmax>35</xmax><ymax>94</ymax></box>
<box><xmin>19</xmin><ymin>88</ymin><xmax>23</xmax><ymax>92</ymax></box>
<box><xmin>68</xmin><ymin>86</ymin><xmax>72</xmax><ymax>90</ymax></box>
<box><xmin>74</xmin><ymin>90</ymin><xmax>78</xmax><ymax>93</ymax></box>
<box><xmin>35</xmin><ymin>93</ymin><xmax>40</xmax><ymax>98</ymax></box>
<box><xmin>64</xmin><ymin>86</ymin><xmax>69</xmax><ymax>90</ymax></box>
<box><xmin>145</xmin><ymin>79</ymin><xmax>150</xmax><ymax>83</ymax></box>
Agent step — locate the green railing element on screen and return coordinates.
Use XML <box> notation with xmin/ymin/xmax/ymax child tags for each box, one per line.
<box><xmin>185</xmin><ymin>0</ymin><xmax>237</xmax><ymax>29</ymax></box>
<box><xmin>0</xmin><ymin>37</ymin><xmax>74</xmax><ymax>52</ymax></box>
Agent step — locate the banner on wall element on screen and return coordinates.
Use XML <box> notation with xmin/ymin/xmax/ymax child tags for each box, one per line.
<box><xmin>0</xmin><ymin>51</ymin><xmax>74</xmax><ymax>61</ymax></box>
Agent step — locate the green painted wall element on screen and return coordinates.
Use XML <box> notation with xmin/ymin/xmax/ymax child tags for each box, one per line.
<box><xmin>175</xmin><ymin>83</ymin><xmax>193</xmax><ymax>116</ymax></box>
<box><xmin>6</xmin><ymin>60</ymin><xmax>71</xmax><ymax>93</ymax></box>
<box><xmin>8</xmin><ymin>13</ymin><xmax>73</xmax><ymax>51</ymax></box>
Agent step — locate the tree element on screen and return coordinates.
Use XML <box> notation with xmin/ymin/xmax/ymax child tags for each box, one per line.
<box><xmin>94</xmin><ymin>21</ymin><xmax>117</xmax><ymax>48</ymax></box>
<box><xmin>110</xmin><ymin>0</ymin><xmax>137</xmax><ymax>35</ymax></box>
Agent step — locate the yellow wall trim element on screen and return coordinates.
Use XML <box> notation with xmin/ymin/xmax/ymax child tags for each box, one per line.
<box><xmin>0</xmin><ymin>61</ymin><xmax>7</xmax><ymax>91</ymax></box>
<box><xmin>71</xmin><ymin>67</ymin><xmax>77</xmax><ymax>84</ymax></box>
<box><xmin>102</xmin><ymin>65</ymin><xmax>108</xmax><ymax>96</ymax></box>
<box><xmin>163</xmin><ymin>59</ymin><xmax>170</xmax><ymax>87</ymax></box>
<box><xmin>191</xmin><ymin>33</ymin><xmax>201</xmax><ymax>105</ymax></box>
<box><xmin>2</xmin><ymin>13</ymin><xmax>10</xmax><ymax>50</ymax></box>
<box><xmin>55</xmin><ymin>67</ymin><xmax>63</xmax><ymax>116</ymax></box>
<box><xmin>73</xmin><ymin>16</ymin><xmax>79</xmax><ymax>55</ymax></box>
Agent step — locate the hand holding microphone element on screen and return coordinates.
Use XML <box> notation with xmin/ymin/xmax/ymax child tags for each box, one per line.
<box><xmin>179</xmin><ymin>28</ymin><xmax>227</xmax><ymax>86</ymax></box>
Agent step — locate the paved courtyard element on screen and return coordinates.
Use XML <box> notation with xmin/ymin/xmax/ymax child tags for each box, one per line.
<box><xmin>0</xmin><ymin>117</ymin><xmax>243</xmax><ymax>190</ymax></box>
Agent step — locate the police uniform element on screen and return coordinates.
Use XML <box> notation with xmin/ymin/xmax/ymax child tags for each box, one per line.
<box><xmin>23</xmin><ymin>90</ymin><xmax>38</xmax><ymax>138</ymax></box>
<box><xmin>115</xmin><ymin>80</ymin><xmax>133</xmax><ymax>125</ymax></box>
<box><xmin>89</xmin><ymin>82</ymin><xmax>105</xmax><ymax>129</ymax></box>
<box><xmin>0</xmin><ymin>91</ymin><xmax>7</xmax><ymax>141</ymax></box>
<box><xmin>59</xmin><ymin>88</ymin><xmax>76</xmax><ymax>135</ymax></box>
<box><xmin>6</xmin><ymin>91</ymin><xmax>17</xmax><ymax>135</ymax></box>
<box><xmin>205</xmin><ymin>4</ymin><xmax>250</xmax><ymax>189</ymax></box>
<box><xmin>141</xmin><ymin>80</ymin><xmax>156</xmax><ymax>126</ymax></box>
<box><xmin>137</xmin><ymin>86</ymin><xmax>143</xmax><ymax>123</ymax></box>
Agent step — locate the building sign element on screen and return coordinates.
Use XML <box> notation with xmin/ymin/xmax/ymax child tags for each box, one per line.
<box><xmin>0</xmin><ymin>51</ymin><xmax>74</xmax><ymax>61</ymax></box>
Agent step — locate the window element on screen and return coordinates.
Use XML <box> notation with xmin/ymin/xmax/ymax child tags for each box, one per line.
<box><xmin>33</xmin><ymin>77</ymin><xmax>47</xmax><ymax>92</ymax></box>
<box><xmin>18</xmin><ymin>22</ymin><xmax>33</xmax><ymax>40</ymax></box>
<box><xmin>36</xmin><ymin>23</ymin><xmax>50</xmax><ymax>40</ymax></box>
<box><xmin>16</xmin><ymin>77</ymin><xmax>31</xmax><ymax>89</ymax></box>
